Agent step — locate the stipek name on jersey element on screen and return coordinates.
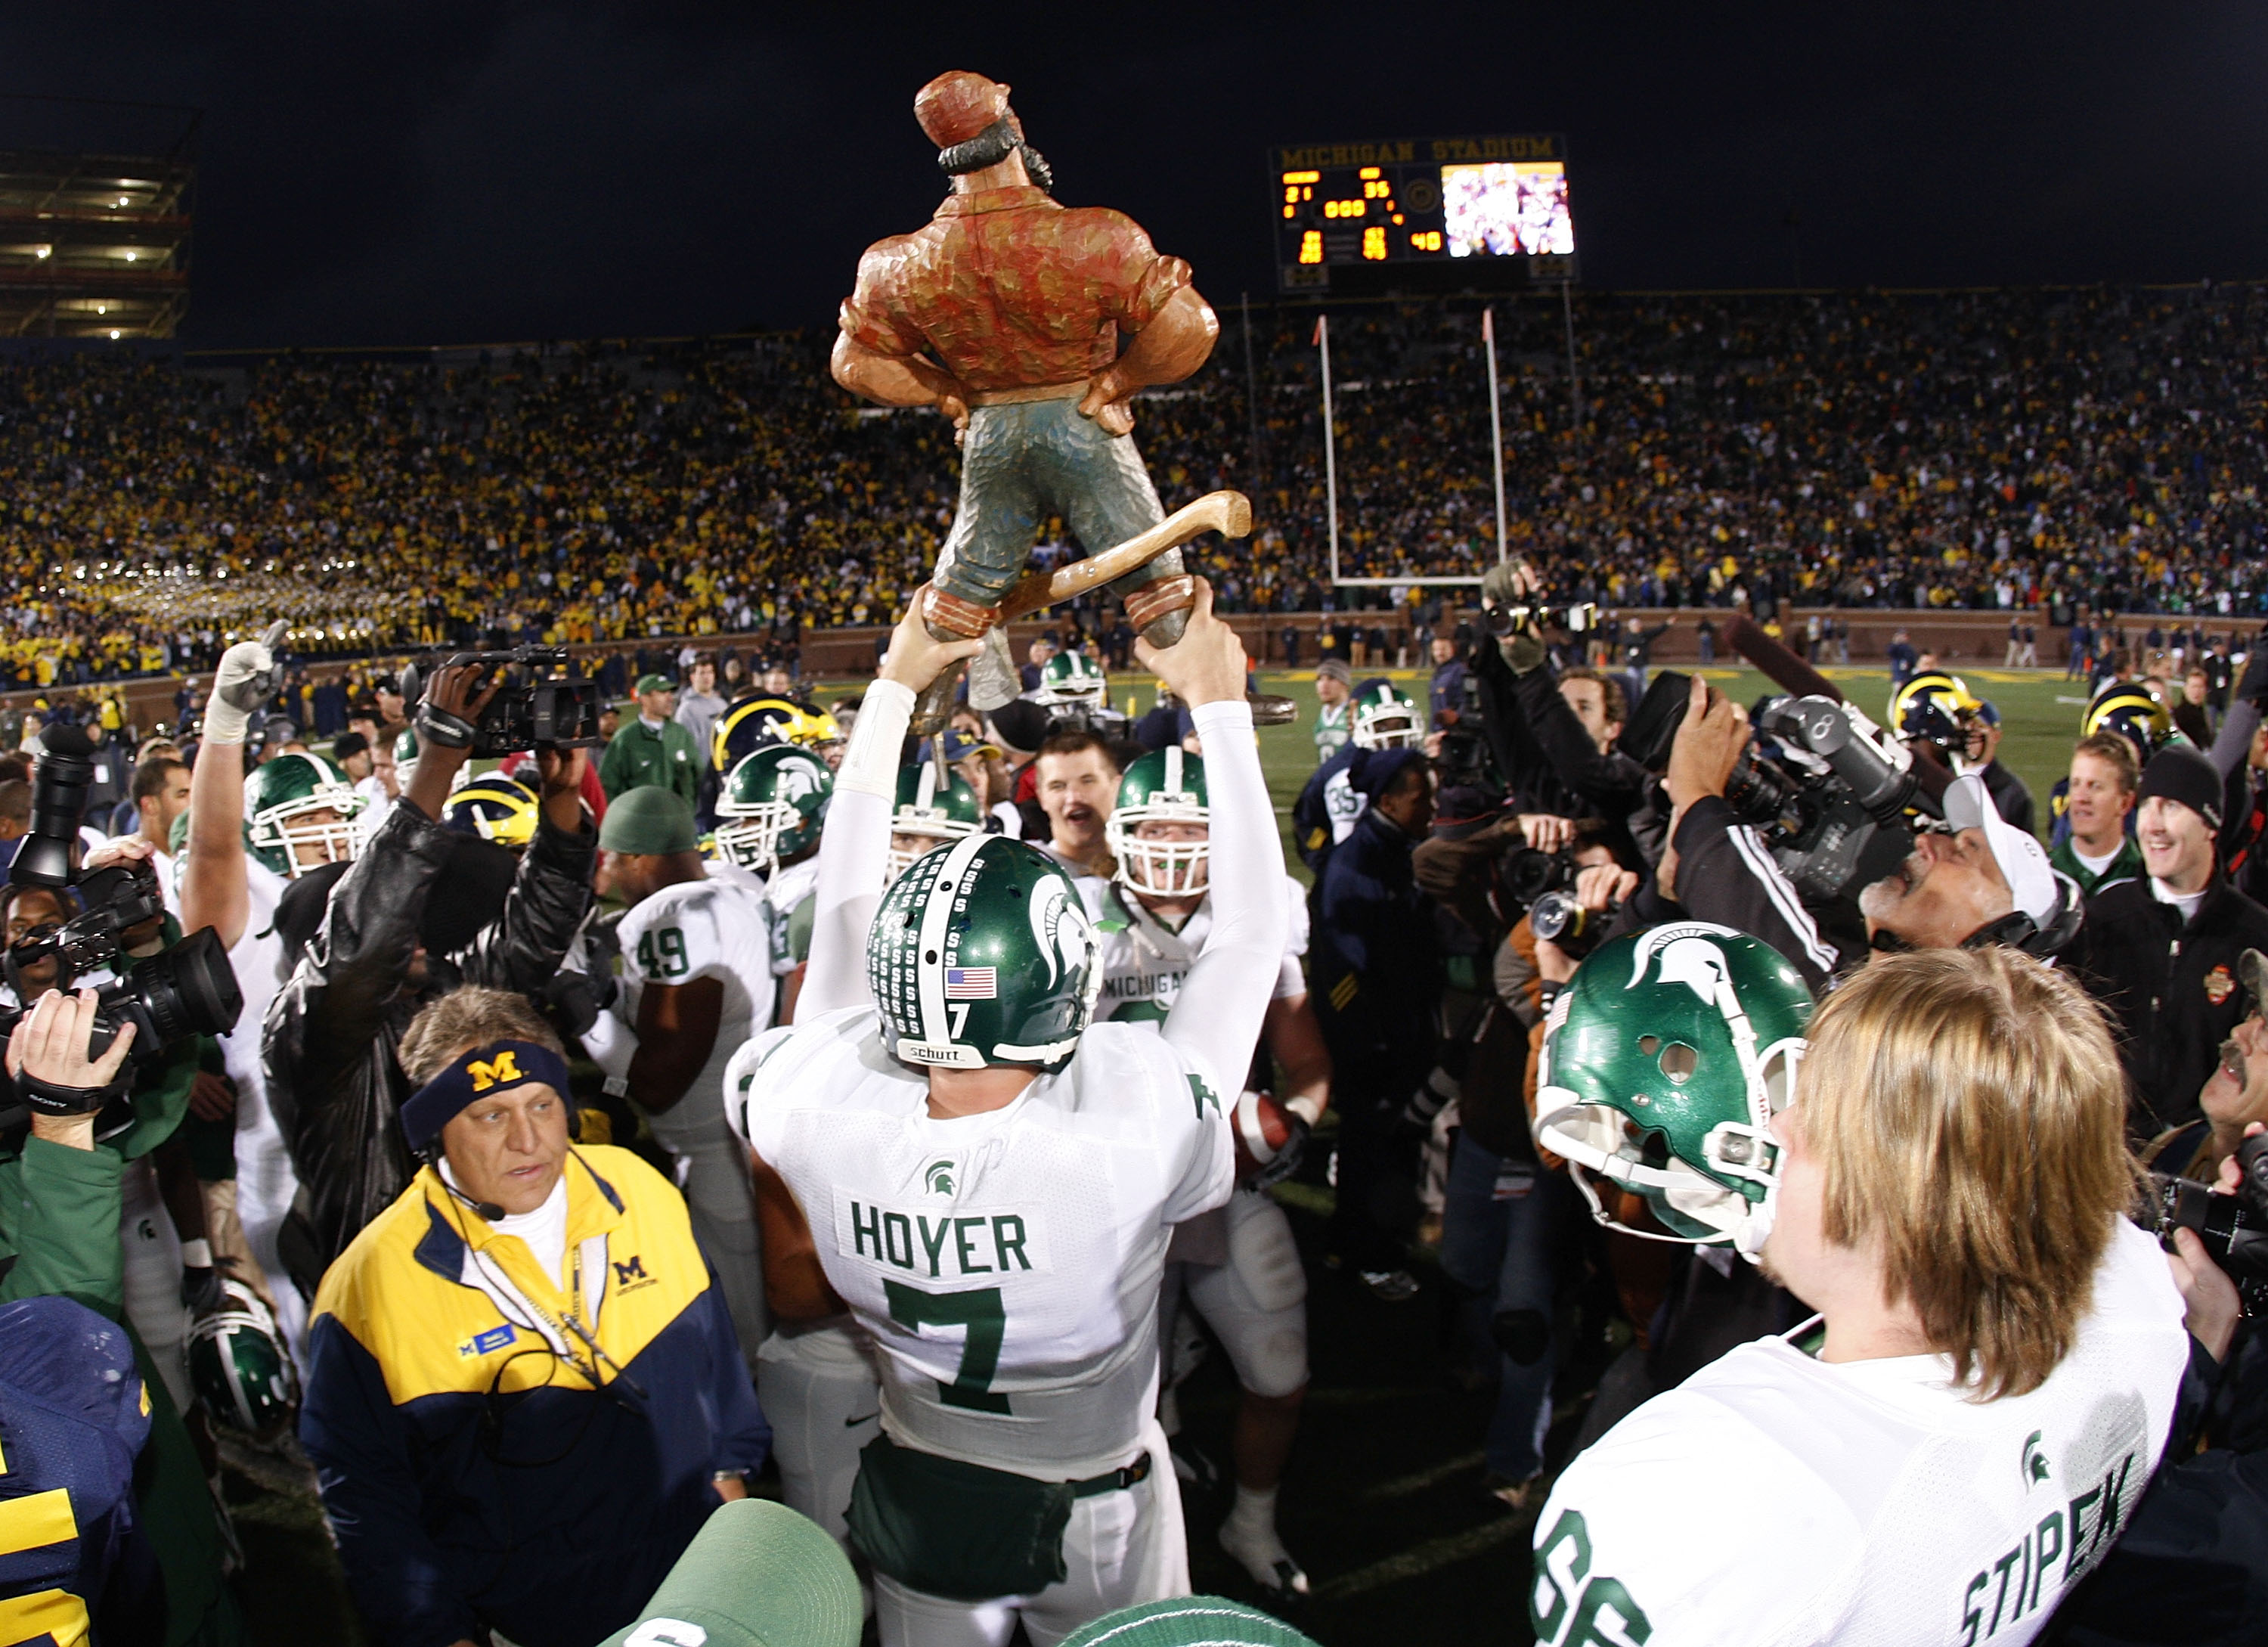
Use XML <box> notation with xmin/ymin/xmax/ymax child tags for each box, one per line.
<box><xmin>835</xmin><ymin>1199</ymin><xmax>1049</xmax><ymax>1282</ymax></box>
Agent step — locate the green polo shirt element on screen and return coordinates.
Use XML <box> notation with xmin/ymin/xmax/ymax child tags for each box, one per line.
<box><xmin>2050</xmin><ymin>833</ymin><xmax>2145</xmax><ymax>898</ymax></box>
<box><xmin>599</xmin><ymin>715</ymin><xmax>701</xmax><ymax>806</ymax></box>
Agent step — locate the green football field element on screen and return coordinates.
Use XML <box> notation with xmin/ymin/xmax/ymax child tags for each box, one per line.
<box><xmin>228</xmin><ymin>662</ymin><xmax>2093</xmax><ymax>1647</ymax></box>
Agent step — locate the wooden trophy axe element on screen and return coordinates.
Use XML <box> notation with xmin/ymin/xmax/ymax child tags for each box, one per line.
<box><xmin>922</xmin><ymin>489</ymin><xmax>1274</xmax><ymax>786</ymax></box>
<box><xmin>996</xmin><ymin>489</ymin><xmax>1252</xmax><ymax>622</ymax></box>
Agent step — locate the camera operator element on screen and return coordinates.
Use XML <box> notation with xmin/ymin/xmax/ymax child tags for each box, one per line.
<box><xmin>1655</xmin><ymin>677</ymin><xmax>2074</xmax><ymax>989</ymax></box>
<box><xmin>1</xmin><ymin>988</ymin><xmax>141</xmax><ymax>1308</ymax></box>
<box><xmin>2149</xmin><ymin>950</ymin><xmax>2268</xmax><ymax>1193</ymax></box>
<box><xmin>264</xmin><ymin>659</ymin><xmax>599</xmax><ymax>1290</ymax></box>
<box><xmin>1470</xmin><ymin>563</ymin><xmax>1657</xmax><ymax>868</ymax></box>
<box><xmin>2051</xmin><ymin>1122</ymin><xmax>2265</xmax><ymax>1647</ymax></box>
<box><xmin>1530</xmin><ymin>942</ymin><xmax>2192</xmax><ymax>1647</ymax></box>
<box><xmin>2067</xmin><ymin>745</ymin><xmax>2268</xmax><ymax>1138</ymax></box>
<box><xmin>2</xmin><ymin>839</ymin><xmax>214</xmax><ymax>1404</ymax></box>
<box><xmin>0</xmin><ymin>988</ymin><xmax>240</xmax><ymax>1645</ymax></box>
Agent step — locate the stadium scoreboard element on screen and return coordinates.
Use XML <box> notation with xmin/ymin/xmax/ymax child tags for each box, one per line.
<box><xmin>1271</xmin><ymin>134</ymin><xmax>1575</xmax><ymax>295</ymax></box>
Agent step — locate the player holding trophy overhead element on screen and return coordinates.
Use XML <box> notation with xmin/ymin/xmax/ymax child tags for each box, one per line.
<box><xmin>731</xmin><ymin>582</ymin><xmax>1284</xmax><ymax>1645</ymax></box>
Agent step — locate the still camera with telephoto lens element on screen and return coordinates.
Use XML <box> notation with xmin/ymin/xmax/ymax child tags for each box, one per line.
<box><xmin>2</xmin><ymin>726</ymin><xmax>244</xmax><ymax>1134</ymax></box>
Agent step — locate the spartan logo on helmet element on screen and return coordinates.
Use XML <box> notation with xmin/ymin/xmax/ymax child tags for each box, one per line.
<box><xmin>188</xmin><ymin>1278</ymin><xmax>300</xmax><ymax>1440</ymax></box>
<box><xmin>1350</xmin><ymin>681</ymin><xmax>1421</xmax><ymax>750</ymax></box>
<box><xmin>246</xmin><ymin>752</ymin><xmax>367</xmax><ymax>879</ymax></box>
<box><xmin>889</xmin><ymin>762</ymin><xmax>984</xmax><ymax>885</ymax></box>
<box><xmin>1027</xmin><ymin>874</ymin><xmax>1096</xmax><ymax>991</ymax></box>
<box><xmin>714</xmin><ymin>745</ymin><xmax>832</xmax><ymax>874</ymax></box>
<box><xmin>1033</xmin><ymin>650</ymin><xmax>1108</xmax><ymax>712</ymax></box>
<box><xmin>1535</xmin><ymin>922</ymin><xmax>1813</xmax><ymax>1257</ymax></box>
<box><xmin>1106</xmin><ymin>746</ymin><xmax>1210</xmax><ymax>898</ymax></box>
<box><xmin>867</xmin><ymin>834</ymin><xmax>1101</xmax><ymax>1074</ymax></box>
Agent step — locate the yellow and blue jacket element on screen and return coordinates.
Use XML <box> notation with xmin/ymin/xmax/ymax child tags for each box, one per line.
<box><xmin>0</xmin><ymin>1296</ymin><xmax>156</xmax><ymax>1647</ymax></box>
<box><xmin>300</xmin><ymin>1145</ymin><xmax>768</xmax><ymax>1647</ymax></box>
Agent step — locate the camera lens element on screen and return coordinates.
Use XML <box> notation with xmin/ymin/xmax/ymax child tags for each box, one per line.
<box><xmin>14</xmin><ymin>726</ymin><xmax>97</xmax><ymax>889</ymax></box>
<box><xmin>1501</xmin><ymin>848</ymin><xmax>1569</xmax><ymax>905</ymax></box>
<box><xmin>1530</xmin><ymin>889</ymin><xmax>1584</xmax><ymax>944</ymax></box>
<box><xmin>124</xmin><ymin>927</ymin><xmax>246</xmax><ymax>1045</ymax></box>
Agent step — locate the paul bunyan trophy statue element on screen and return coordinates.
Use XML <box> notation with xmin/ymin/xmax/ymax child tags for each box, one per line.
<box><xmin>831</xmin><ymin>69</ymin><xmax>1272</xmax><ymax>729</ymax></box>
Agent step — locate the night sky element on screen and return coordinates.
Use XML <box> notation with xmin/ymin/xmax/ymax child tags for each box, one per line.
<box><xmin>3</xmin><ymin>2</ymin><xmax>2263</xmax><ymax>347</ymax></box>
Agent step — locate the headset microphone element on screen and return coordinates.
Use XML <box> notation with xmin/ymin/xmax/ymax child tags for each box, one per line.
<box><xmin>426</xmin><ymin>1146</ymin><xmax>509</xmax><ymax>1221</ymax></box>
<box><xmin>453</xmin><ymin>1186</ymin><xmax>509</xmax><ymax>1222</ymax></box>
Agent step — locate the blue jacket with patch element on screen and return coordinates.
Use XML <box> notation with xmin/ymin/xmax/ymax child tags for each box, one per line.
<box><xmin>299</xmin><ymin>1146</ymin><xmax>769</xmax><ymax>1647</ymax></box>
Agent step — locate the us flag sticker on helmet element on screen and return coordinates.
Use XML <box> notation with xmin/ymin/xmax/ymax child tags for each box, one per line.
<box><xmin>945</xmin><ymin>967</ymin><xmax>997</xmax><ymax>999</ymax></box>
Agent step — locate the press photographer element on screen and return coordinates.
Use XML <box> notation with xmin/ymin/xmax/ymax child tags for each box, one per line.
<box><xmin>1650</xmin><ymin>674</ymin><xmax>2080</xmax><ymax>987</ymax></box>
<box><xmin>264</xmin><ymin>653</ymin><xmax>599</xmax><ymax>1290</ymax></box>
<box><xmin>0</xmin><ymin>982</ymin><xmax>244</xmax><ymax>1643</ymax></box>
<box><xmin>1470</xmin><ymin>561</ymin><xmax>1657</xmax><ymax>867</ymax></box>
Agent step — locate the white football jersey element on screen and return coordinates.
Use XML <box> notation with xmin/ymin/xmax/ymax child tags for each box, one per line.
<box><xmin>764</xmin><ymin>856</ymin><xmax>820</xmax><ymax>979</ymax></box>
<box><xmin>1531</xmin><ymin>1220</ymin><xmax>2187</xmax><ymax>1647</ymax></box>
<box><xmin>617</xmin><ymin>878</ymin><xmax>776</xmax><ymax>1115</ymax></box>
<box><xmin>730</xmin><ymin>1005</ymin><xmax>1233</xmax><ymax>1479</ymax></box>
<box><xmin>1079</xmin><ymin>875</ymin><xmax>1309</xmax><ymax>1025</ymax></box>
<box><xmin>1321</xmin><ymin>765</ymin><xmax>1361</xmax><ymax>848</ymax></box>
<box><xmin>227</xmin><ymin>859</ymin><xmax>290</xmax><ymax>1190</ymax></box>
<box><xmin>704</xmin><ymin>855</ymin><xmax>767</xmax><ymax>897</ymax></box>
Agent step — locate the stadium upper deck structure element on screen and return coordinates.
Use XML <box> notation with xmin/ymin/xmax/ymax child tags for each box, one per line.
<box><xmin>0</xmin><ymin>96</ymin><xmax>196</xmax><ymax>340</ymax></box>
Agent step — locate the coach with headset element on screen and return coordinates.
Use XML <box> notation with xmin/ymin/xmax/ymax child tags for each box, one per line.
<box><xmin>298</xmin><ymin>985</ymin><xmax>770</xmax><ymax>1647</ymax></box>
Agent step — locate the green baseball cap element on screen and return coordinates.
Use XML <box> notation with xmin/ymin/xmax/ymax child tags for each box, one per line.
<box><xmin>1060</xmin><ymin>1598</ymin><xmax>1322</xmax><ymax>1647</ymax></box>
<box><xmin>598</xmin><ymin>1499</ymin><xmax>861</xmax><ymax>1647</ymax></box>
<box><xmin>598</xmin><ymin>785</ymin><xmax>699</xmax><ymax>855</ymax></box>
<box><xmin>635</xmin><ymin>673</ymin><xmax>677</xmax><ymax>695</ymax></box>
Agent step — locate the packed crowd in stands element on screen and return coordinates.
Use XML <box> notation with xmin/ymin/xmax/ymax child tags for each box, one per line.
<box><xmin>0</xmin><ymin>281</ymin><xmax>2261</xmax><ymax>687</ymax></box>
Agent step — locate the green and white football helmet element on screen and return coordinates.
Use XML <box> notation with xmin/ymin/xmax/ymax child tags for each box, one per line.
<box><xmin>1535</xmin><ymin>922</ymin><xmax>1813</xmax><ymax>1257</ymax></box>
<box><xmin>867</xmin><ymin>834</ymin><xmax>1101</xmax><ymax>1073</ymax></box>
<box><xmin>1350</xmin><ymin>682</ymin><xmax>1422</xmax><ymax>750</ymax></box>
<box><xmin>246</xmin><ymin>752</ymin><xmax>366</xmax><ymax>879</ymax></box>
<box><xmin>889</xmin><ymin>763</ymin><xmax>984</xmax><ymax>884</ymax></box>
<box><xmin>1106</xmin><ymin>746</ymin><xmax>1210</xmax><ymax>898</ymax></box>
<box><xmin>714</xmin><ymin>744</ymin><xmax>832</xmax><ymax>874</ymax></box>
<box><xmin>187</xmin><ymin>1277</ymin><xmax>299</xmax><ymax>1440</ymax></box>
<box><xmin>1033</xmin><ymin>650</ymin><xmax>1108</xmax><ymax>711</ymax></box>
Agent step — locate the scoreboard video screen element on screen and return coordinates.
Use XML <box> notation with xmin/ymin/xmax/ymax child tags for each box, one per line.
<box><xmin>1271</xmin><ymin>134</ymin><xmax>1575</xmax><ymax>293</ymax></box>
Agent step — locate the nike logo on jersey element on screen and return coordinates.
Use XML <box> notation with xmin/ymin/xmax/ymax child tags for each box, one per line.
<box><xmin>838</xmin><ymin>1199</ymin><xmax>1046</xmax><ymax>1280</ymax></box>
<box><xmin>844</xmin><ymin>1412</ymin><xmax>878</xmax><ymax>1428</ymax></box>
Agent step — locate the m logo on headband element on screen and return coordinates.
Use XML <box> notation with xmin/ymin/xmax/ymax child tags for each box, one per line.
<box><xmin>468</xmin><ymin>1051</ymin><xmax>523</xmax><ymax>1093</ymax></box>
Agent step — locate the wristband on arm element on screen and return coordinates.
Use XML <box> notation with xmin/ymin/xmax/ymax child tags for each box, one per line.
<box><xmin>17</xmin><ymin>1069</ymin><xmax>128</xmax><ymax>1118</ymax></box>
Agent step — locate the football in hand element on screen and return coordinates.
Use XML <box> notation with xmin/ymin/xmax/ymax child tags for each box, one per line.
<box><xmin>1232</xmin><ymin>1088</ymin><xmax>1297</xmax><ymax>1180</ymax></box>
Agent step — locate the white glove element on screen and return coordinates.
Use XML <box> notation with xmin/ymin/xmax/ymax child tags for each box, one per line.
<box><xmin>579</xmin><ymin>1003</ymin><xmax>639</xmax><ymax>1090</ymax></box>
<box><xmin>203</xmin><ymin>620</ymin><xmax>288</xmax><ymax>745</ymax></box>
